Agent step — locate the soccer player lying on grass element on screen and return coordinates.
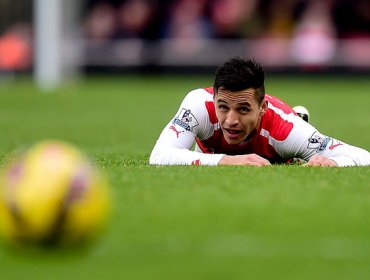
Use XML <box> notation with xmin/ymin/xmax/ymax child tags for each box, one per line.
<box><xmin>150</xmin><ymin>57</ymin><xmax>370</xmax><ymax>167</ymax></box>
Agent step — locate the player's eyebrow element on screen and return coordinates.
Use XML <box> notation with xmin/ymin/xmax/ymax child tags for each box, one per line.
<box><xmin>216</xmin><ymin>98</ymin><xmax>227</xmax><ymax>103</ymax></box>
<box><xmin>237</xmin><ymin>102</ymin><xmax>251</xmax><ymax>107</ymax></box>
<box><xmin>217</xmin><ymin>99</ymin><xmax>251</xmax><ymax>107</ymax></box>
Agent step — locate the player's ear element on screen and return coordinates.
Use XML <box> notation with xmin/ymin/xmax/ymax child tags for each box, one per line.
<box><xmin>259</xmin><ymin>99</ymin><xmax>268</xmax><ymax>115</ymax></box>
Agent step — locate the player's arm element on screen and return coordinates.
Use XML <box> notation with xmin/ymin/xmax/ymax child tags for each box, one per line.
<box><xmin>277</xmin><ymin>117</ymin><xmax>370</xmax><ymax>167</ymax></box>
<box><xmin>303</xmin><ymin>134</ymin><xmax>370</xmax><ymax>167</ymax></box>
<box><xmin>149</xmin><ymin>89</ymin><xmax>225</xmax><ymax>166</ymax></box>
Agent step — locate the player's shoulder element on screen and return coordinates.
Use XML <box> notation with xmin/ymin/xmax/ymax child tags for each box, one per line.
<box><xmin>176</xmin><ymin>87</ymin><xmax>216</xmax><ymax>137</ymax></box>
<box><xmin>179</xmin><ymin>87</ymin><xmax>214</xmax><ymax>119</ymax></box>
<box><xmin>262</xmin><ymin>94</ymin><xmax>298</xmax><ymax>141</ymax></box>
<box><xmin>184</xmin><ymin>87</ymin><xmax>214</xmax><ymax>101</ymax></box>
<box><xmin>180</xmin><ymin>87</ymin><xmax>214</xmax><ymax>113</ymax></box>
<box><xmin>265</xmin><ymin>94</ymin><xmax>295</xmax><ymax>115</ymax></box>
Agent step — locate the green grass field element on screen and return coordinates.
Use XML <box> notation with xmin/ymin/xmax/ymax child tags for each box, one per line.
<box><xmin>0</xmin><ymin>74</ymin><xmax>369</xmax><ymax>280</ymax></box>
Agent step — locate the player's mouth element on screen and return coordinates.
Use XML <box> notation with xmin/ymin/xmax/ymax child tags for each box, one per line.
<box><xmin>224</xmin><ymin>128</ymin><xmax>242</xmax><ymax>139</ymax></box>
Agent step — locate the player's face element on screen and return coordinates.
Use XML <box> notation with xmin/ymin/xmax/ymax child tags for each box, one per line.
<box><xmin>214</xmin><ymin>88</ymin><xmax>266</xmax><ymax>145</ymax></box>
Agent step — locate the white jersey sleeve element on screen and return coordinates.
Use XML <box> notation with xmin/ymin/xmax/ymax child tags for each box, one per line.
<box><xmin>274</xmin><ymin>115</ymin><xmax>370</xmax><ymax>166</ymax></box>
<box><xmin>149</xmin><ymin>89</ymin><xmax>225</xmax><ymax>165</ymax></box>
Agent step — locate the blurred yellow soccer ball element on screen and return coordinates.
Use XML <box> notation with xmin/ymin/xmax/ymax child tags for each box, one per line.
<box><xmin>0</xmin><ymin>140</ymin><xmax>110</xmax><ymax>247</ymax></box>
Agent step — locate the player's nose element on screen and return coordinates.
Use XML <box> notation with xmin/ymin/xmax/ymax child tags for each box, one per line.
<box><xmin>225</xmin><ymin>110</ymin><xmax>239</xmax><ymax>126</ymax></box>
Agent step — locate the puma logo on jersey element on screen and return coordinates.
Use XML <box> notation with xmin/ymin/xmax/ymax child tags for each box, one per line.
<box><xmin>170</xmin><ymin>125</ymin><xmax>184</xmax><ymax>138</ymax></box>
<box><xmin>329</xmin><ymin>143</ymin><xmax>343</xmax><ymax>150</ymax></box>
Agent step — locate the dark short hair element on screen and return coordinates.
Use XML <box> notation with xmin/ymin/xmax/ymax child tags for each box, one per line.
<box><xmin>213</xmin><ymin>57</ymin><xmax>265</xmax><ymax>103</ymax></box>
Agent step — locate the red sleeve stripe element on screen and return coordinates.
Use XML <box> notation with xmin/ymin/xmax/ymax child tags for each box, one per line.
<box><xmin>205</xmin><ymin>101</ymin><xmax>218</xmax><ymax>124</ymax></box>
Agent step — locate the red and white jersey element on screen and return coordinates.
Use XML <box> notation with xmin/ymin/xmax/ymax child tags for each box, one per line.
<box><xmin>150</xmin><ymin>88</ymin><xmax>370</xmax><ymax>166</ymax></box>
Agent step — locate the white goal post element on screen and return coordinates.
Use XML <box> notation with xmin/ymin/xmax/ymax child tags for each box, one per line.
<box><xmin>34</xmin><ymin>0</ymin><xmax>82</xmax><ymax>91</ymax></box>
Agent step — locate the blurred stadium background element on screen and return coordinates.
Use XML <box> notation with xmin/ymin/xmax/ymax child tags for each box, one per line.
<box><xmin>0</xmin><ymin>0</ymin><xmax>369</xmax><ymax>89</ymax></box>
<box><xmin>1</xmin><ymin>2</ymin><xmax>369</xmax><ymax>279</ymax></box>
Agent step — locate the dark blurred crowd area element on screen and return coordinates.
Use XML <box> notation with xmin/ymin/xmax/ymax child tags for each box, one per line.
<box><xmin>83</xmin><ymin>0</ymin><xmax>370</xmax><ymax>41</ymax></box>
<box><xmin>0</xmin><ymin>0</ymin><xmax>369</xmax><ymax>71</ymax></box>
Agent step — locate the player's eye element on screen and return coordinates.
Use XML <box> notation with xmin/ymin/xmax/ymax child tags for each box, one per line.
<box><xmin>218</xmin><ymin>105</ymin><xmax>229</xmax><ymax>111</ymax></box>
<box><xmin>239</xmin><ymin>107</ymin><xmax>250</xmax><ymax>113</ymax></box>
